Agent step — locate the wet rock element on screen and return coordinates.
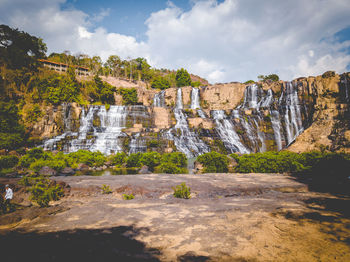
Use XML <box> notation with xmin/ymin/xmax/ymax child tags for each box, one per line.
<box><xmin>76</xmin><ymin>163</ymin><xmax>89</xmax><ymax>171</ymax></box>
<box><xmin>39</xmin><ymin>166</ymin><xmax>57</xmax><ymax>176</ymax></box>
<box><xmin>139</xmin><ymin>165</ymin><xmax>151</xmax><ymax>174</ymax></box>
<box><xmin>59</xmin><ymin>167</ymin><xmax>75</xmax><ymax>176</ymax></box>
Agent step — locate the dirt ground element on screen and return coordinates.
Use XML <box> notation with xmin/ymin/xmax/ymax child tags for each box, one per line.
<box><xmin>0</xmin><ymin>173</ymin><xmax>349</xmax><ymax>262</ymax></box>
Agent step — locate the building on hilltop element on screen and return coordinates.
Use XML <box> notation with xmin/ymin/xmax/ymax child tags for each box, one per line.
<box><xmin>38</xmin><ymin>59</ymin><xmax>90</xmax><ymax>76</ymax></box>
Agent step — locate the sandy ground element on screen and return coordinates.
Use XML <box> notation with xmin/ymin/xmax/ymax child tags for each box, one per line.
<box><xmin>0</xmin><ymin>173</ymin><xmax>349</xmax><ymax>261</ymax></box>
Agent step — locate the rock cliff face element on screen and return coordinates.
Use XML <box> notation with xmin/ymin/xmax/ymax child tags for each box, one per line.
<box><xmin>35</xmin><ymin>72</ymin><xmax>350</xmax><ymax>156</ymax></box>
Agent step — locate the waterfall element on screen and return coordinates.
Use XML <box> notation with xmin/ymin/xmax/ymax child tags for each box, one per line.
<box><xmin>241</xmin><ymin>84</ymin><xmax>259</xmax><ymax>109</ymax></box>
<box><xmin>129</xmin><ymin>133</ymin><xmax>147</xmax><ymax>154</ymax></box>
<box><xmin>190</xmin><ymin>87</ymin><xmax>207</xmax><ymax>118</ymax></box>
<box><xmin>191</xmin><ymin>87</ymin><xmax>200</xmax><ymax>109</ymax></box>
<box><xmin>279</xmin><ymin>82</ymin><xmax>303</xmax><ymax>145</ymax></box>
<box><xmin>165</xmin><ymin>88</ymin><xmax>210</xmax><ymax>158</ymax></box>
<box><xmin>90</xmin><ymin>106</ymin><xmax>128</xmax><ymax>154</ymax></box>
<box><xmin>270</xmin><ymin>110</ymin><xmax>283</xmax><ymax>151</ymax></box>
<box><xmin>259</xmin><ymin>89</ymin><xmax>274</xmax><ymax>108</ymax></box>
<box><xmin>212</xmin><ymin>110</ymin><xmax>250</xmax><ymax>154</ymax></box>
<box><xmin>153</xmin><ymin>90</ymin><xmax>165</xmax><ymax>107</ymax></box>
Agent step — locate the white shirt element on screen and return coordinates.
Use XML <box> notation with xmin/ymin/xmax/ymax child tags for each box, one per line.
<box><xmin>5</xmin><ymin>188</ymin><xmax>13</xmax><ymax>200</ymax></box>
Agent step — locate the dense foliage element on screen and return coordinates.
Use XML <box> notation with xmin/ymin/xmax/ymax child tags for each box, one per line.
<box><xmin>0</xmin><ymin>24</ymin><xmax>47</xmax><ymax>70</ymax></box>
<box><xmin>175</xmin><ymin>68</ymin><xmax>191</xmax><ymax>87</ymax></box>
<box><xmin>258</xmin><ymin>74</ymin><xmax>279</xmax><ymax>82</ymax></box>
<box><xmin>151</xmin><ymin>76</ymin><xmax>170</xmax><ymax>90</ymax></box>
<box><xmin>231</xmin><ymin>151</ymin><xmax>350</xmax><ymax>178</ymax></box>
<box><xmin>197</xmin><ymin>152</ymin><xmax>229</xmax><ymax>173</ymax></box>
<box><xmin>117</xmin><ymin>88</ymin><xmax>138</xmax><ymax>105</ymax></box>
<box><xmin>0</xmin><ymin>101</ymin><xmax>26</xmax><ymax>150</ymax></box>
<box><xmin>19</xmin><ymin>174</ymin><xmax>64</xmax><ymax>207</ymax></box>
<box><xmin>0</xmin><ymin>155</ymin><xmax>19</xmax><ymax>169</ymax></box>
<box><xmin>160</xmin><ymin>152</ymin><xmax>187</xmax><ymax>174</ymax></box>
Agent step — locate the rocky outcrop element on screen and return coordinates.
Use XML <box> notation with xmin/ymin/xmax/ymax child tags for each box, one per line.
<box><xmin>288</xmin><ymin>72</ymin><xmax>350</xmax><ymax>153</ymax></box>
<box><xmin>33</xmin><ymin>72</ymin><xmax>350</xmax><ymax>155</ymax></box>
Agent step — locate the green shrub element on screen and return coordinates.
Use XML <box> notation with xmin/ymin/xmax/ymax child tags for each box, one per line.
<box><xmin>0</xmin><ymin>155</ymin><xmax>19</xmax><ymax>169</ymax></box>
<box><xmin>101</xmin><ymin>184</ymin><xmax>112</xmax><ymax>194</ymax></box>
<box><xmin>159</xmin><ymin>162</ymin><xmax>183</xmax><ymax>174</ymax></box>
<box><xmin>175</xmin><ymin>68</ymin><xmax>191</xmax><ymax>87</ymax></box>
<box><xmin>191</xmin><ymin>81</ymin><xmax>201</xmax><ymax>87</ymax></box>
<box><xmin>151</xmin><ymin>77</ymin><xmax>170</xmax><ymax>90</ymax></box>
<box><xmin>18</xmin><ymin>147</ymin><xmax>52</xmax><ymax>168</ymax></box>
<box><xmin>140</xmin><ymin>152</ymin><xmax>161</xmax><ymax>172</ymax></box>
<box><xmin>173</xmin><ymin>182</ymin><xmax>191</xmax><ymax>199</ymax></box>
<box><xmin>197</xmin><ymin>152</ymin><xmax>229</xmax><ymax>173</ymax></box>
<box><xmin>118</xmin><ymin>88</ymin><xmax>138</xmax><ymax>105</ymax></box>
<box><xmin>126</xmin><ymin>152</ymin><xmax>143</xmax><ymax>168</ymax></box>
<box><xmin>29</xmin><ymin>159</ymin><xmax>66</xmax><ymax>172</ymax></box>
<box><xmin>108</xmin><ymin>152</ymin><xmax>127</xmax><ymax>167</ymax></box>
<box><xmin>24</xmin><ymin>175</ymin><xmax>64</xmax><ymax>207</ymax></box>
<box><xmin>123</xmin><ymin>193</ymin><xmax>134</xmax><ymax>200</ymax></box>
<box><xmin>65</xmin><ymin>150</ymin><xmax>106</xmax><ymax>167</ymax></box>
<box><xmin>244</xmin><ymin>80</ymin><xmax>255</xmax><ymax>84</ymax></box>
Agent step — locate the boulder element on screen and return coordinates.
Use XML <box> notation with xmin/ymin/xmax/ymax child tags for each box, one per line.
<box><xmin>139</xmin><ymin>165</ymin><xmax>151</xmax><ymax>174</ymax></box>
<box><xmin>76</xmin><ymin>163</ymin><xmax>89</xmax><ymax>171</ymax></box>
<box><xmin>194</xmin><ymin>161</ymin><xmax>204</xmax><ymax>174</ymax></box>
<box><xmin>39</xmin><ymin>166</ymin><xmax>57</xmax><ymax>176</ymax></box>
<box><xmin>59</xmin><ymin>167</ymin><xmax>75</xmax><ymax>176</ymax></box>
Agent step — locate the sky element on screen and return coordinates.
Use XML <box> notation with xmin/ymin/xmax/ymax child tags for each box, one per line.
<box><xmin>1</xmin><ymin>0</ymin><xmax>350</xmax><ymax>83</ymax></box>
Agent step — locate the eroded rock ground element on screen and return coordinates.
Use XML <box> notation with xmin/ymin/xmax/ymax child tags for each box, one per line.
<box><xmin>0</xmin><ymin>173</ymin><xmax>349</xmax><ymax>261</ymax></box>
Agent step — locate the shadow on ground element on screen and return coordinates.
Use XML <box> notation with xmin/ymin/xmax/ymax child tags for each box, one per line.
<box><xmin>0</xmin><ymin>226</ymin><xmax>161</xmax><ymax>262</ymax></box>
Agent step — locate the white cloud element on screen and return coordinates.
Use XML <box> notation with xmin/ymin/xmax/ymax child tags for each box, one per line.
<box><xmin>1</xmin><ymin>0</ymin><xmax>350</xmax><ymax>83</ymax></box>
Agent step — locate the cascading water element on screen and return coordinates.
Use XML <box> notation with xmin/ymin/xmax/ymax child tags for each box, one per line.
<box><xmin>89</xmin><ymin>106</ymin><xmax>128</xmax><ymax>154</ymax></box>
<box><xmin>166</xmin><ymin>88</ymin><xmax>210</xmax><ymax>158</ymax></box>
<box><xmin>270</xmin><ymin>110</ymin><xmax>283</xmax><ymax>151</ymax></box>
<box><xmin>279</xmin><ymin>82</ymin><xmax>303</xmax><ymax>145</ymax></box>
<box><xmin>43</xmin><ymin>105</ymin><xmax>148</xmax><ymax>155</ymax></box>
<box><xmin>129</xmin><ymin>133</ymin><xmax>147</xmax><ymax>154</ymax></box>
<box><xmin>190</xmin><ymin>87</ymin><xmax>207</xmax><ymax>118</ymax></box>
<box><xmin>153</xmin><ymin>90</ymin><xmax>165</xmax><ymax>107</ymax></box>
<box><xmin>212</xmin><ymin>110</ymin><xmax>250</xmax><ymax>154</ymax></box>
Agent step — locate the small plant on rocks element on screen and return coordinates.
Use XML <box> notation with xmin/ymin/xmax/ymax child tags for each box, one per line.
<box><xmin>173</xmin><ymin>182</ymin><xmax>191</xmax><ymax>199</ymax></box>
<box><xmin>123</xmin><ymin>193</ymin><xmax>134</xmax><ymax>200</ymax></box>
<box><xmin>101</xmin><ymin>184</ymin><xmax>112</xmax><ymax>194</ymax></box>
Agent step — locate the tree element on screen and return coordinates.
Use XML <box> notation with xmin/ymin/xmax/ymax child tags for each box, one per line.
<box><xmin>0</xmin><ymin>101</ymin><xmax>26</xmax><ymax>150</ymax></box>
<box><xmin>175</xmin><ymin>68</ymin><xmax>191</xmax><ymax>87</ymax></box>
<box><xmin>105</xmin><ymin>55</ymin><xmax>122</xmax><ymax>77</ymax></box>
<box><xmin>151</xmin><ymin>76</ymin><xmax>170</xmax><ymax>90</ymax></box>
<box><xmin>0</xmin><ymin>24</ymin><xmax>47</xmax><ymax>69</ymax></box>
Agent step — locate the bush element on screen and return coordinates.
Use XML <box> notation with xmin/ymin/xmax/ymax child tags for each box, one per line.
<box><xmin>159</xmin><ymin>162</ymin><xmax>183</xmax><ymax>174</ymax></box>
<box><xmin>175</xmin><ymin>68</ymin><xmax>191</xmax><ymax>87</ymax></box>
<box><xmin>0</xmin><ymin>155</ymin><xmax>19</xmax><ymax>169</ymax></box>
<box><xmin>23</xmin><ymin>175</ymin><xmax>64</xmax><ymax>207</ymax></box>
<box><xmin>29</xmin><ymin>159</ymin><xmax>66</xmax><ymax>172</ymax></box>
<box><xmin>101</xmin><ymin>184</ymin><xmax>112</xmax><ymax>194</ymax></box>
<box><xmin>140</xmin><ymin>152</ymin><xmax>161</xmax><ymax>172</ymax></box>
<box><xmin>118</xmin><ymin>88</ymin><xmax>138</xmax><ymax>105</ymax></box>
<box><xmin>65</xmin><ymin>150</ymin><xmax>106</xmax><ymax>167</ymax></box>
<box><xmin>126</xmin><ymin>152</ymin><xmax>143</xmax><ymax>168</ymax></box>
<box><xmin>151</xmin><ymin>77</ymin><xmax>170</xmax><ymax>90</ymax></box>
<box><xmin>108</xmin><ymin>152</ymin><xmax>127</xmax><ymax>167</ymax></box>
<box><xmin>18</xmin><ymin>147</ymin><xmax>51</xmax><ymax>168</ymax></box>
<box><xmin>159</xmin><ymin>152</ymin><xmax>187</xmax><ymax>174</ymax></box>
<box><xmin>197</xmin><ymin>152</ymin><xmax>229</xmax><ymax>173</ymax></box>
<box><xmin>123</xmin><ymin>193</ymin><xmax>134</xmax><ymax>200</ymax></box>
<box><xmin>173</xmin><ymin>182</ymin><xmax>191</xmax><ymax>199</ymax></box>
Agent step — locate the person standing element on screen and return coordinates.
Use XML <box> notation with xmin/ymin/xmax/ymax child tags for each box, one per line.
<box><xmin>4</xmin><ymin>184</ymin><xmax>13</xmax><ymax>213</ymax></box>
